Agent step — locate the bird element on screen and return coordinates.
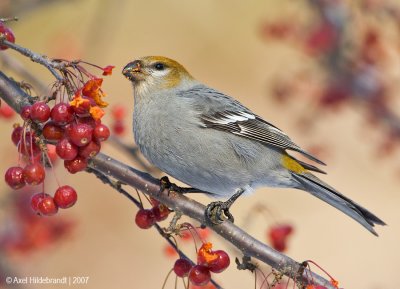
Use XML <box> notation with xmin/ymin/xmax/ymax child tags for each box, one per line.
<box><xmin>122</xmin><ymin>56</ymin><xmax>385</xmax><ymax>235</ymax></box>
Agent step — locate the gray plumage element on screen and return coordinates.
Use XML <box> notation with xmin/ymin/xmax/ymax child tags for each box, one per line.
<box><xmin>124</xmin><ymin>56</ymin><xmax>385</xmax><ymax>235</ymax></box>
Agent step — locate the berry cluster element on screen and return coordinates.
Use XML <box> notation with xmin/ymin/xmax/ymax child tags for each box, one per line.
<box><xmin>3</xmin><ymin>61</ymin><xmax>114</xmax><ymax>217</ymax></box>
<box><xmin>173</xmin><ymin>242</ymin><xmax>230</xmax><ymax>286</ymax></box>
<box><xmin>30</xmin><ymin>186</ymin><xmax>77</xmax><ymax>216</ymax></box>
<box><xmin>133</xmin><ymin>197</ymin><xmax>227</xmax><ymax>287</ymax></box>
<box><xmin>134</xmin><ymin>198</ymin><xmax>170</xmax><ymax>229</ymax></box>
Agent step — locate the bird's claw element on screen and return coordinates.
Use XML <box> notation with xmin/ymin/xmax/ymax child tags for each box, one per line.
<box><xmin>205</xmin><ymin>201</ymin><xmax>235</xmax><ymax>225</ymax></box>
<box><xmin>159</xmin><ymin>176</ymin><xmax>183</xmax><ymax>195</ymax></box>
<box><xmin>160</xmin><ymin>176</ymin><xmax>206</xmax><ymax>195</ymax></box>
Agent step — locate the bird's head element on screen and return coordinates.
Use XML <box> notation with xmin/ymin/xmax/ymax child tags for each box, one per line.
<box><xmin>122</xmin><ymin>56</ymin><xmax>195</xmax><ymax>95</ymax></box>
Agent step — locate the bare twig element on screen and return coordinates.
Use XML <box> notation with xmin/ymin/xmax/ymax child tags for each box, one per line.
<box><xmin>0</xmin><ymin>40</ymin><xmax>64</xmax><ymax>81</ymax></box>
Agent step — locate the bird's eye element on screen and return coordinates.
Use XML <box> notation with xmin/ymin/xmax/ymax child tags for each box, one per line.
<box><xmin>154</xmin><ymin>62</ymin><xmax>165</xmax><ymax>71</ymax></box>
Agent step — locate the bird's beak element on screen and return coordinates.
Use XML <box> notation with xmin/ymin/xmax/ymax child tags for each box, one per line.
<box><xmin>122</xmin><ymin>60</ymin><xmax>143</xmax><ymax>82</ymax></box>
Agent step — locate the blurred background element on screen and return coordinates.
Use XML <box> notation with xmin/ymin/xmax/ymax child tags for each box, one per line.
<box><xmin>0</xmin><ymin>0</ymin><xmax>399</xmax><ymax>288</ymax></box>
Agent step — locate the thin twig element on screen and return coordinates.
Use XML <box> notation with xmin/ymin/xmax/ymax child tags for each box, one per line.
<box><xmin>0</xmin><ymin>40</ymin><xmax>63</xmax><ymax>81</ymax></box>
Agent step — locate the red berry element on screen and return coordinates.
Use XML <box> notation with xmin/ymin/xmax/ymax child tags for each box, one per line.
<box><xmin>30</xmin><ymin>101</ymin><xmax>50</xmax><ymax>122</ymax></box>
<box><xmin>111</xmin><ymin>105</ymin><xmax>126</xmax><ymax>120</ymax></box>
<box><xmin>208</xmin><ymin>250</ymin><xmax>230</xmax><ymax>273</ymax></box>
<box><xmin>0</xmin><ymin>23</ymin><xmax>15</xmax><ymax>50</ymax></box>
<box><xmin>23</xmin><ymin>163</ymin><xmax>45</xmax><ymax>185</ymax></box>
<box><xmin>37</xmin><ymin>196</ymin><xmax>58</xmax><ymax>216</ymax></box>
<box><xmin>93</xmin><ymin>124</ymin><xmax>110</xmax><ymax>142</ymax></box>
<box><xmin>56</xmin><ymin>138</ymin><xmax>78</xmax><ymax>160</ymax></box>
<box><xmin>188</xmin><ymin>265</ymin><xmax>211</xmax><ymax>286</ymax></box>
<box><xmin>11</xmin><ymin>125</ymin><xmax>23</xmax><ymax>146</ymax></box>
<box><xmin>112</xmin><ymin>120</ymin><xmax>125</xmax><ymax>135</ymax></box>
<box><xmin>64</xmin><ymin>156</ymin><xmax>87</xmax><ymax>174</ymax></box>
<box><xmin>135</xmin><ymin>209</ymin><xmax>155</xmax><ymax>229</ymax></box>
<box><xmin>42</xmin><ymin>122</ymin><xmax>64</xmax><ymax>141</ymax></box>
<box><xmin>78</xmin><ymin>140</ymin><xmax>100</xmax><ymax>158</ymax></box>
<box><xmin>31</xmin><ymin>192</ymin><xmax>51</xmax><ymax>212</ymax></box>
<box><xmin>164</xmin><ymin>245</ymin><xmax>178</xmax><ymax>258</ymax></box>
<box><xmin>4</xmin><ymin>166</ymin><xmax>25</xmax><ymax>189</ymax></box>
<box><xmin>20</xmin><ymin>105</ymin><xmax>32</xmax><ymax>120</ymax></box>
<box><xmin>0</xmin><ymin>103</ymin><xmax>15</xmax><ymax>118</ymax></box>
<box><xmin>51</xmin><ymin>103</ymin><xmax>74</xmax><ymax>125</ymax></box>
<box><xmin>54</xmin><ymin>185</ymin><xmax>77</xmax><ymax>209</ymax></box>
<box><xmin>151</xmin><ymin>204</ymin><xmax>170</xmax><ymax>222</ymax></box>
<box><xmin>76</xmin><ymin>116</ymin><xmax>99</xmax><ymax>128</ymax></box>
<box><xmin>67</xmin><ymin>123</ymin><xmax>93</xmax><ymax>147</ymax></box>
<box><xmin>63</xmin><ymin>123</ymin><xmax>74</xmax><ymax>136</ymax></box>
<box><xmin>268</xmin><ymin>224</ymin><xmax>293</xmax><ymax>252</ymax></box>
<box><xmin>173</xmin><ymin>258</ymin><xmax>193</xmax><ymax>277</ymax></box>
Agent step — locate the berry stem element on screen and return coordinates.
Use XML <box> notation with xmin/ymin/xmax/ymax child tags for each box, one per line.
<box><xmin>78</xmin><ymin>60</ymin><xmax>104</xmax><ymax>72</ymax></box>
<box><xmin>44</xmin><ymin>149</ymin><xmax>61</xmax><ymax>187</ymax></box>
<box><xmin>303</xmin><ymin>260</ymin><xmax>336</xmax><ymax>285</ymax></box>
<box><xmin>135</xmin><ymin>188</ymin><xmax>144</xmax><ymax>208</ymax></box>
<box><xmin>256</xmin><ymin>268</ymin><xmax>271</xmax><ymax>289</ymax></box>
<box><xmin>182</xmin><ymin>222</ymin><xmax>205</xmax><ymax>244</ymax></box>
<box><xmin>183</xmin><ymin>277</ymin><xmax>189</xmax><ymax>289</ymax></box>
<box><xmin>161</xmin><ymin>269</ymin><xmax>174</xmax><ymax>289</ymax></box>
<box><xmin>29</xmin><ymin>129</ymin><xmax>34</xmax><ymax>162</ymax></box>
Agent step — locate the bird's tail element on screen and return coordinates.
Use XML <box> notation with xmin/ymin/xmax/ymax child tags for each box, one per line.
<box><xmin>291</xmin><ymin>172</ymin><xmax>386</xmax><ymax>236</ymax></box>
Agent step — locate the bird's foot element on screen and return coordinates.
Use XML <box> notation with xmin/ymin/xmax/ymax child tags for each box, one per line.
<box><xmin>205</xmin><ymin>200</ymin><xmax>235</xmax><ymax>224</ymax></box>
<box><xmin>159</xmin><ymin>176</ymin><xmax>203</xmax><ymax>195</ymax></box>
<box><xmin>204</xmin><ymin>188</ymin><xmax>245</xmax><ymax>225</ymax></box>
<box><xmin>159</xmin><ymin>176</ymin><xmax>182</xmax><ymax>195</ymax></box>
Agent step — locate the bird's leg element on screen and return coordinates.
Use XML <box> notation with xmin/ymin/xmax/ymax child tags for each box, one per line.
<box><xmin>205</xmin><ymin>188</ymin><xmax>245</xmax><ymax>224</ymax></box>
<box><xmin>159</xmin><ymin>176</ymin><xmax>182</xmax><ymax>195</ymax></box>
<box><xmin>159</xmin><ymin>176</ymin><xmax>208</xmax><ymax>195</ymax></box>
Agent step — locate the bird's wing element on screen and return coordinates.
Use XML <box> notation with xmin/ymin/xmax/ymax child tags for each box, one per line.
<box><xmin>178</xmin><ymin>85</ymin><xmax>325</xmax><ymax>165</ymax></box>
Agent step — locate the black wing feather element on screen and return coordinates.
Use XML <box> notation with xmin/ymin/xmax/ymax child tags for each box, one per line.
<box><xmin>202</xmin><ymin>112</ymin><xmax>325</xmax><ymax>165</ymax></box>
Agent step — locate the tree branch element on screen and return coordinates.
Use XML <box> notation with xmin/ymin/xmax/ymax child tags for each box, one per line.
<box><xmin>86</xmin><ymin>167</ymin><xmax>222</xmax><ymax>289</ymax></box>
<box><xmin>0</xmin><ymin>70</ymin><xmax>336</xmax><ymax>289</ymax></box>
<box><xmin>1</xmin><ymin>40</ymin><xmax>64</xmax><ymax>81</ymax></box>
